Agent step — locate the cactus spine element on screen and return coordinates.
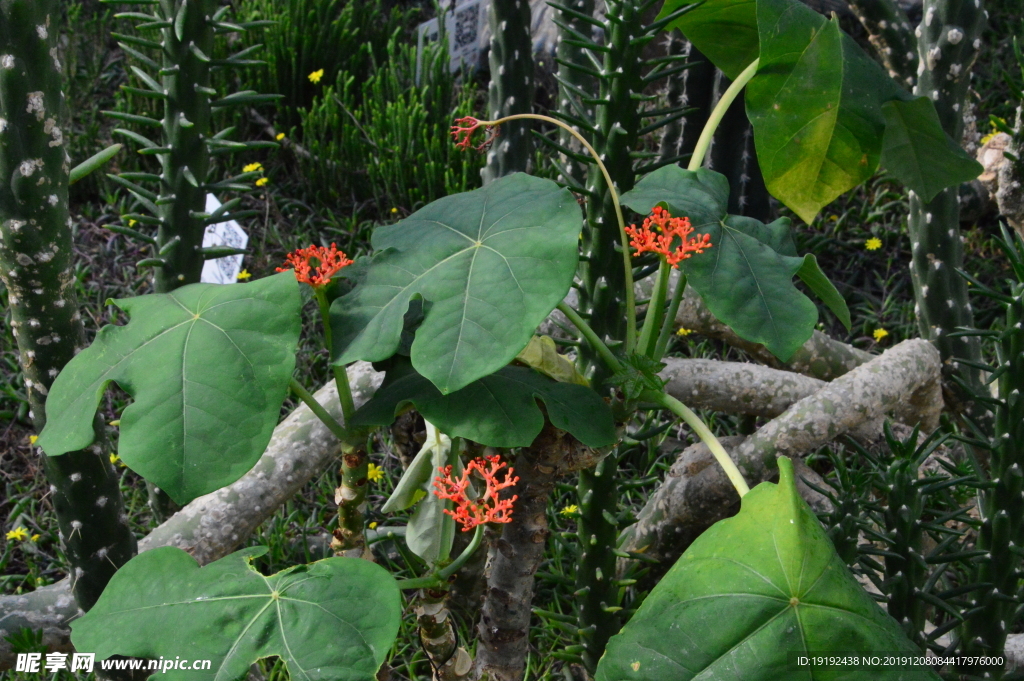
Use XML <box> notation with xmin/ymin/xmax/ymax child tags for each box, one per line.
<box><xmin>106</xmin><ymin>0</ymin><xmax>276</xmax><ymax>293</ymax></box>
<box><xmin>553</xmin><ymin>0</ymin><xmax>596</xmax><ymax>187</ymax></box>
<box><xmin>907</xmin><ymin>0</ymin><xmax>986</xmax><ymax>401</ymax></box>
<box><xmin>545</xmin><ymin>0</ymin><xmax>692</xmax><ymax>669</ymax></box>
<box><xmin>482</xmin><ymin>0</ymin><xmax>535</xmax><ymax>183</ymax></box>
<box><xmin>958</xmin><ymin>227</ymin><xmax>1024</xmax><ymax>675</ymax></box>
<box><xmin>845</xmin><ymin>0</ymin><xmax>920</xmax><ymax>89</ymax></box>
<box><xmin>0</xmin><ymin>0</ymin><xmax>137</xmax><ymax>610</ymax></box>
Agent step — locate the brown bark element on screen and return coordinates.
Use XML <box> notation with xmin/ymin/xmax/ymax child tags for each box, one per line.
<box><xmin>474</xmin><ymin>425</ymin><xmax>578</xmax><ymax>681</ymax></box>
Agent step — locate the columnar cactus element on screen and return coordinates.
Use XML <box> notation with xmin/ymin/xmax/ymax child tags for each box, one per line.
<box><xmin>0</xmin><ymin>0</ymin><xmax>136</xmax><ymax>610</ymax></box>
<box><xmin>553</xmin><ymin>0</ymin><xmax>596</xmax><ymax>188</ymax></box>
<box><xmin>959</xmin><ymin>227</ymin><xmax>1024</xmax><ymax>674</ymax></box>
<box><xmin>105</xmin><ymin>0</ymin><xmax>276</xmax><ymax>294</ymax></box>
<box><xmin>482</xmin><ymin>0</ymin><xmax>535</xmax><ymax>183</ymax></box>
<box><xmin>544</xmin><ymin>0</ymin><xmax>692</xmax><ymax>669</ymax></box>
<box><xmin>907</xmin><ymin>0</ymin><xmax>986</xmax><ymax>400</ymax></box>
<box><xmin>845</xmin><ymin>0</ymin><xmax>919</xmax><ymax>89</ymax></box>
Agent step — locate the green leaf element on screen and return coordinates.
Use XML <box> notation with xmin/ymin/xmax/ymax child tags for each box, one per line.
<box><xmin>621</xmin><ymin>166</ymin><xmax>841</xmax><ymax>361</ymax></box>
<box><xmin>515</xmin><ymin>335</ymin><xmax>589</xmax><ymax>386</ymax></box>
<box><xmin>746</xmin><ymin>3</ymin><xmax>896</xmax><ymax>223</ymax></box>
<box><xmin>69</xmin><ymin>144</ymin><xmax>122</xmax><ymax>185</ymax></box>
<box><xmin>797</xmin><ymin>254</ymin><xmax>852</xmax><ymax>330</ymax></box>
<box><xmin>880</xmin><ymin>97</ymin><xmax>983</xmax><ymax>203</ymax></box>
<box><xmin>350</xmin><ymin>360</ymin><xmax>616</xmax><ymax>448</ymax></box>
<box><xmin>595</xmin><ymin>458</ymin><xmax>940</xmax><ymax>681</ymax></box>
<box><xmin>37</xmin><ymin>273</ymin><xmax>301</xmax><ymax>504</ymax></box>
<box><xmin>657</xmin><ymin>0</ymin><xmax>758</xmax><ymax>80</ymax></box>
<box><xmin>381</xmin><ymin>421</ymin><xmax>451</xmax><ymax>513</ymax></box>
<box><xmin>331</xmin><ymin>173</ymin><xmax>582</xmax><ymax>395</ymax></box>
<box><xmin>608</xmin><ymin>354</ymin><xmax>667</xmax><ymax>402</ymax></box>
<box><xmin>71</xmin><ymin>547</ymin><xmax>401</xmax><ymax>681</ymax></box>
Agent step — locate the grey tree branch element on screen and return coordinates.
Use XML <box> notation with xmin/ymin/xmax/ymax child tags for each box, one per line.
<box><xmin>620</xmin><ymin>340</ymin><xmax>942</xmax><ymax>568</ymax></box>
<box><xmin>660</xmin><ymin>356</ymin><xmax>940</xmax><ymax>437</ymax></box>
<box><xmin>0</xmin><ymin>363</ymin><xmax>383</xmax><ymax>669</ymax></box>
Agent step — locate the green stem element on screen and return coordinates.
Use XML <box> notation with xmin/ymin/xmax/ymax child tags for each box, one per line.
<box><xmin>288</xmin><ymin>377</ymin><xmax>347</xmax><ymax>441</ymax></box>
<box><xmin>653</xmin><ymin>274</ymin><xmax>687</xmax><ymax>361</ymax></box>
<box><xmin>315</xmin><ymin>289</ymin><xmax>355</xmax><ymax>423</ymax></box>
<box><xmin>557</xmin><ymin>302</ymin><xmax>623</xmax><ymax>374</ymax></box>
<box><xmin>637</xmin><ymin>260</ymin><xmax>670</xmax><ymax>357</ymax></box>
<box><xmin>642</xmin><ymin>389</ymin><xmax>750</xmax><ymax>497</ymax></box>
<box><xmin>687</xmin><ymin>59</ymin><xmax>760</xmax><ymax>172</ymax></box>
<box><xmin>482</xmin><ymin>113</ymin><xmax>637</xmax><ymax>352</ymax></box>
<box><xmin>396</xmin><ymin>524</ymin><xmax>485</xmax><ymax>590</ymax></box>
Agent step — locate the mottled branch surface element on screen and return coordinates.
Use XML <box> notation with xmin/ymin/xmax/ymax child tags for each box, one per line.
<box><xmin>0</xmin><ymin>363</ymin><xmax>383</xmax><ymax>669</ymax></box>
<box><xmin>475</xmin><ymin>426</ymin><xmax>583</xmax><ymax>681</ymax></box>
<box><xmin>621</xmin><ymin>340</ymin><xmax>942</xmax><ymax>568</ymax></box>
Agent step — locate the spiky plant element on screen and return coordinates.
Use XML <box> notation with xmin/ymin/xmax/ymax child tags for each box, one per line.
<box><xmin>0</xmin><ymin>0</ymin><xmax>136</xmax><ymax>611</ymax></box>
<box><xmin>482</xmin><ymin>0</ymin><xmax>535</xmax><ymax>182</ymax></box>
<box><xmin>542</xmin><ymin>0</ymin><xmax>695</xmax><ymax>669</ymax></box>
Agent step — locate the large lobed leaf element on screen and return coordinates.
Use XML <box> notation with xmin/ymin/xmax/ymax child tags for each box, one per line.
<box><xmin>596</xmin><ymin>457</ymin><xmax>940</xmax><ymax>681</ymax></box>
<box><xmin>350</xmin><ymin>359</ymin><xmax>616</xmax><ymax>449</ymax></box>
<box><xmin>620</xmin><ymin>166</ymin><xmax>849</xmax><ymax>361</ymax></box>
<box><xmin>37</xmin><ymin>273</ymin><xmax>301</xmax><ymax>504</ymax></box>
<box><xmin>72</xmin><ymin>547</ymin><xmax>401</xmax><ymax>681</ymax></box>
<box><xmin>330</xmin><ymin>173</ymin><xmax>582</xmax><ymax>395</ymax></box>
<box><xmin>656</xmin><ymin>0</ymin><xmax>981</xmax><ymax>223</ymax></box>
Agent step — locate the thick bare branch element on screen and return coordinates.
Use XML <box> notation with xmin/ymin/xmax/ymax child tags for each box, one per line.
<box><xmin>0</xmin><ymin>363</ymin><xmax>383</xmax><ymax>669</ymax></box>
<box><xmin>621</xmin><ymin>340</ymin><xmax>941</xmax><ymax>567</ymax></box>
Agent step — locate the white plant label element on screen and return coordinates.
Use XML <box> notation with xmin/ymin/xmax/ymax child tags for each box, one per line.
<box><xmin>416</xmin><ymin>0</ymin><xmax>486</xmax><ymax>81</ymax></box>
<box><xmin>200</xmin><ymin>194</ymin><xmax>248</xmax><ymax>285</ymax></box>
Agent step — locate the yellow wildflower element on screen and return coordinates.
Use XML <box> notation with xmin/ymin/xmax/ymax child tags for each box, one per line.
<box><xmin>390</xmin><ymin>207</ymin><xmax>398</xmax><ymax>214</ymax></box>
<box><xmin>308</xmin><ymin>69</ymin><xmax>324</xmax><ymax>84</ymax></box>
<box><xmin>276</xmin><ymin>132</ymin><xmax>286</xmax><ymax>141</ymax></box>
<box><xmin>369</xmin><ymin>522</ymin><xmax>378</xmax><ymax>530</ymax></box>
<box><xmin>6</xmin><ymin>527</ymin><xmax>29</xmax><ymax>542</ymax></box>
<box><xmin>256</xmin><ymin>177</ymin><xmax>269</xmax><ymax>188</ymax></box>
<box><xmin>865</xmin><ymin>237</ymin><xmax>882</xmax><ymax>251</ymax></box>
<box><xmin>367</xmin><ymin>463</ymin><xmax>384</xmax><ymax>482</ymax></box>
<box><xmin>128</xmin><ymin>219</ymin><xmax>137</xmax><ymax>227</ymax></box>
<box><xmin>30</xmin><ymin>534</ymin><xmax>40</xmax><ymax>542</ymax></box>
<box><xmin>28</xmin><ymin>435</ymin><xmax>38</xmax><ymax>445</ymax></box>
<box><xmin>560</xmin><ymin>504</ymin><xmax>579</xmax><ymax>516</ymax></box>
<box><xmin>873</xmin><ymin>328</ymin><xmax>889</xmax><ymax>342</ymax></box>
<box><xmin>243</xmin><ymin>162</ymin><xmax>263</xmax><ymax>173</ymax></box>
<box><xmin>109</xmin><ymin>452</ymin><xmax>125</xmax><ymax>467</ymax></box>
<box><xmin>237</xmin><ymin>269</ymin><xmax>252</xmax><ymax>281</ymax></box>
<box><xmin>676</xmin><ymin>327</ymin><xmax>694</xmax><ymax>337</ymax></box>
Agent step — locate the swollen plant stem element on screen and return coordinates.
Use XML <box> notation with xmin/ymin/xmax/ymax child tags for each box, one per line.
<box><xmin>479</xmin><ymin>113</ymin><xmax>637</xmax><ymax>351</ymax></box>
<box><xmin>315</xmin><ymin>291</ymin><xmax>355</xmax><ymax>422</ymax></box>
<box><xmin>687</xmin><ymin>59</ymin><xmax>760</xmax><ymax>173</ymax></box>
<box><xmin>396</xmin><ymin>524</ymin><xmax>485</xmax><ymax>590</ymax></box>
<box><xmin>288</xmin><ymin>378</ymin><xmax>348</xmax><ymax>440</ymax></box>
<box><xmin>643</xmin><ymin>390</ymin><xmax>751</xmax><ymax>497</ymax></box>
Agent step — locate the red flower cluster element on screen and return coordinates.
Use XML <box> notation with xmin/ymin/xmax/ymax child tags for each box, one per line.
<box><xmin>625</xmin><ymin>206</ymin><xmax>713</xmax><ymax>268</ymax></box>
<box><xmin>433</xmin><ymin>455</ymin><xmax>519</xmax><ymax>531</ymax></box>
<box><xmin>451</xmin><ymin>116</ymin><xmax>499</xmax><ymax>152</ymax></box>
<box><xmin>277</xmin><ymin>243</ymin><xmax>352</xmax><ymax>288</ymax></box>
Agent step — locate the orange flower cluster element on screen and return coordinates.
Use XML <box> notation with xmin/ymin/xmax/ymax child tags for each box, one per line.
<box><xmin>277</xmin><ymin>243</ymin><xmax>352</xmax><ymax>288</ymax></box>
<box><xmin>451</xmin><ymin>116</ymin><xmax>499</xmax><ymax>152</ymax></box>
<box><xmin>433</xmin><ymin>455</ymin><xmax>519</xmax><ymax>531</ymax></box>
<box><xmin>625</xmin><ymin>206</ymin><xmax>713</xmax><ymax>268</ymax></box>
